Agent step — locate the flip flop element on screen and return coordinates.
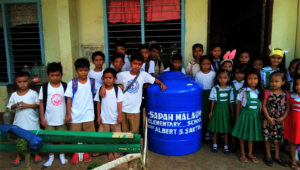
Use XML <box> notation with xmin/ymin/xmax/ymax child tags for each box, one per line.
<box><xmin>33</xmin><ymin>156</ymin><xmax>43</xmax><ymax>164</ymax></box>
<box><xmin>248</xmin><ymin>156</ymin><xmax>259</xmax><ymax>164</ymax></box>
<box><xmin>291</xmin><ymin>164</ymin><xmax>300</xmax><ymax>170</ymax></box>
<box><xmin>92</xmin><ymin>152</ymin><xmax>104</xmax><ymax>157</ymax></box>
<box><xmin>12</xmin><ymin>158</ymin><xmax>22</xmax><ymax>167</ymax></box>
<box><xmin>239</xmin><ymin>156</ymin><xmax>247</xmax><ymax>163</ymax></box>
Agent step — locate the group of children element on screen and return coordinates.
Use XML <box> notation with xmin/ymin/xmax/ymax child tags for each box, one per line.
<box><xmin>189</xmin><ymin>43</ymin><xmax>300</xmax><ymax>169</ymax></box>
<box><xmin>7</xmin><ymin>40</ymin><xmax>300</xmax><ymax>170</ymax></box>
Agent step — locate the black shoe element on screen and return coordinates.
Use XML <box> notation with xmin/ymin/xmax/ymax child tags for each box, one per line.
<box><xmin>224</xmin><ymin>149</ymin><xmax>230</xmax><ymax>155</ymax></box>
<box><xmin>264</xmin><ymin>157</ymin><xmax>273</xmax><ymax>166</ymax></box>
<box><xmin>274</xmin><ymin>157</ymin><xmax>288</xmax><ymax>167</ymax></box>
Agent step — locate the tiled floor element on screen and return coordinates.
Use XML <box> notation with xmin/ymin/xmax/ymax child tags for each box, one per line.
<box><xmin>0</xmin><ymin>142</ymin><xmax>295</xmax><ymax>170</ymax></box>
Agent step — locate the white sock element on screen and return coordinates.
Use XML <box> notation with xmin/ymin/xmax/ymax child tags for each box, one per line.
<box><xmin>44</xmin><ymin>155</ymin><xmax>54</xmax><ymax>167</ymax></box>
<box><xmin>60</xmin><ymin>154</ymin><xmax>68</xmax><ymax>165</ymax></box>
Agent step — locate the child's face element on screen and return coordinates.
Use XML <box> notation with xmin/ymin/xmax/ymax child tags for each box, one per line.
<box><xmin>48</xmin><ymin>71</ymin><xmax>62</xmax><ymax>84</ymax></box>
<box><xmin>269</xmin><ymin>55</ymin><xmax>282</xmax><ymax>67</ymax></box>
<box><xmin>200</xmin><ymin>59</ymin><xmax>211</xmax><ymax>72</ymax></box>
<box><xmin>217</xmin><ymin>72</ymin><xmax>229</xmax><ymax>86</ymax></box>
<box><xmin>253</xmin><ymin>60</ymin><xmax>263</xmax><ymax>70</ymax></box>
<box><xmin>16</xmin><ymin>76</ymin><xmax>30</xmax><ymax>90</ymax></box>
<box><xmin>93</xmin><ymin>55</ymin><xmax>104</xmax><ymax>68</ymax></box>
<box><xmin>75</xmin><ymin>67</ymin><xmax>89</xmax><ymax>80</ymax></box>
<box><xmin>130</xmin><ymin>59</ymin><xmax>143</xmax><ymax>73</ymax></box>
<box><xmin>221</xmin><ymin>62</ymin><xmax>233</xmax><ymax>72</ymax></box>
<box><xmin>103</xmin><ymin>72</ymin><xmax>116</xmax><ymax>87</ymax></box>
<box><xmin>116</xmin><ymin>46</ymin><xmax>127</xmax><ymax>56</ymax></box>
<box><xmin>111</xmin><ymin>58</ymin><xmax>125</xmax><ymax>72</ymax></box>
<box><xmin>235</xmin><ymin>69</ymin><xmax>245</xmax><ymax>83</ymax></box>
<box><xmin>140</xmin><ymin>49</ymin><xmax>150</xmax><ymax>62</ymax></box>
<box><xmin>239</xmin><ymin>52</ymin><xmax>250</xmax><ymax>64</ymax></box>
<box><xmin>247</xmin><ymin>74</ymin><xmax>258</xmax><ymax>89</ymax></box>
<box><xmin>210</xmin><ymin>47</ymin><xmax>221</xmax><ymax>60</ymax></box>
<box><xmin>295</xmin><ymin>79</ymin><xmax>300</xmax><ymax>94</ymax></box>
<box><xmin>150</xmin><ymin>48</ymin><xmax>160</xmax><ymax>60</ymax></box>
<box><xmin>270</xmin><ymin>75</ymin><xmax>285</xmax><ymax>90</ymax></box>
<box><xmin>171</xmin><ymin>60</ymin><xmax>182</xmax><ymax>70</ymax></box>
<box><xmin>193</xmin><ymin>47</ymin><xmax>203</xmax><ymax>60</ymax></box>
<box><xmin>290</xmin><ymin>62</ymin><xmax>298</xmax><ymax>77</ymax></box>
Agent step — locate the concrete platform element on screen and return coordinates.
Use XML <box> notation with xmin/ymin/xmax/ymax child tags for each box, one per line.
<box><xmin>0</xmin><ymin>142</ymin><xmax>294</xmax><ymax>170</ymax></box>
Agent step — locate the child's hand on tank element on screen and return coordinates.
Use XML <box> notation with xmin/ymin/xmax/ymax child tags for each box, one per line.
<box><xmin>97</xmin><ymin>116</ymin><xmax>102</xmax><ymax>125</ymax></box>
<box><xmin>117</xmin><ymin>85</ymin><xmax>123</xmax><ymax>90</ymax></box>
<box><xmin>276</xmin><ymin>117</ymin><xmax>285</xmax><ymax>124</ymax></box>
<box><xmin>209</xmin><ymin>112</ymin><xmax>213</xmax><ymax>118</ymax></box>
<box><xmin>65</xmin><ymin>114</ymin><xmax>72</xmax><ymax>124</ymax></box>
<box><xmin>160</xmin><ymin>83</ymin><xmax>167</xmax><ymax>91</ymax></box>
<box><xmin>41</xmin><ymin>118</ymin><xmax>47</xmax><ymax>127</ymax></box>
<box><xmin>117</xmin><ymin>115</ymin><xmax>122</xmax><ymax>124</ymax></box>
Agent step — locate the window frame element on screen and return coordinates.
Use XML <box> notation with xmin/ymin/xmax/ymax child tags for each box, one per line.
<box><xmin>0</xmin><ymin>0</ymin><xmax>45</xmax><ymax>85</ymax></box>
<box><xmin>102</xmin><ymin>0</ymin><xmax>186</xmax><ymax>67</ymax></box>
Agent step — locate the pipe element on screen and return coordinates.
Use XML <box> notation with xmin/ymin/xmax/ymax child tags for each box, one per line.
<box><xmin>93</xmin><ymin>153</ymin><xmax>141</xmax><ymax>170</ymax></box>
<box><xmin>0</xmin><ymin>144</ymin><xmax>140</xmax><ymax>153</ymax></box>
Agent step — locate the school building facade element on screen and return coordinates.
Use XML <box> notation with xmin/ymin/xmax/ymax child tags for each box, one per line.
<box><xmin>0</xmin><ymin>0</ymin><xmax>299</xmax><ymax>112</ymax></box>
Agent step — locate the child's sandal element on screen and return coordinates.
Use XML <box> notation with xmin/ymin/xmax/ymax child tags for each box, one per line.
<box><xmin>12</xmin><ymin>158</ymin><xmax>22</xmax><ymax>167</ymax></box>
<box><xmin>33</xmin><ymin>156</ymin><xmax>42</xmax><ymax>164</ymax></box>
<box><xmin>212</xmin><ymin>145</ymin><xmax>217</xmax><ymax>153</ymax></box>
<box><xmin>248</xmin><ymin>157</ymin><xmax>259</xmax><ymax>164</ymax></box>
<box><xmin>239</xmin><ymin>156</ymin><xmax>247</xmax><ymax>163</ymax></box>
<box><xmin>291</xmin><ymin>164</ymin><xmax>300</xmax><ymax>170</ymax></box>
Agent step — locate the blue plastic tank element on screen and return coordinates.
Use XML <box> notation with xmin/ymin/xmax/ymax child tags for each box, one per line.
<box><xmin>146</xmin><ymin>71</ymin><xmax>203</xmax><ymax>156</ymax></box>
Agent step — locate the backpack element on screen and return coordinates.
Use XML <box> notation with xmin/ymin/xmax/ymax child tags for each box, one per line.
<box><xmin>72</xmin><ymin>78</ymin><xmax>95</xmax><ymax>103</ymax></box>
<box><xmin>42</xmin><ymin>82</ymin><xmax>67</xmax><ymax>113</ymax></box>
<box><xmin>156</xmin><ymin>60</ymin><xmax>162</xmax><ymax>73</ymax></box>
<box><xmin>145</xmin><ymin>59</ymin><xmax>150</xmax><ymax>73</ymax></box>
<box><xmin>99</xmin><ymin>84</ymin><xmax>119</xmax><ymax>102</ymax></box>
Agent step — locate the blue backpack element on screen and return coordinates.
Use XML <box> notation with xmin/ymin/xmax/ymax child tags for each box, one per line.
<box><xmin>72</xmin><ymin>78</ymin><xmax>95</xmax><ymax>103</ymax></box>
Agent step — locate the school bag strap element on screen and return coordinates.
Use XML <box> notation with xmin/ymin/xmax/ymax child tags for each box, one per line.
<box><xmin>99</xmin><ymin>84</ymin><xmax>119</xmax><ymax>102</ymax></box>
<box><xmin>145</xmin><ymin>59</ymin><xmax>150</xmax><ymax>73</ymax></box>
<box><xmin>156</xmin><ymin>60</ymin><xmax>162</xmax><ymax>73</ymax></box>
<box><xmin>72</xmin><ymin>78</ymin><xmax>95</xmax><ymax>103</ymax></box>
<box><xmin>123</xmin><ymin>71</ymin><xmax>140</xmax><ymax>94</ymax></box>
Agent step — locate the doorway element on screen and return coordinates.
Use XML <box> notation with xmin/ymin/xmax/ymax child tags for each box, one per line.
<box><xmin>208</xmin><ymin>0</ymin><xmax>273</xmax><ymax>62</ymax></box>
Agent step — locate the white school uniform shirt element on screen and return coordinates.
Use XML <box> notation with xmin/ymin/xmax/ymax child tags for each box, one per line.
<box><xmin>115</xmin><ymin>71</ymin><xmax>155</xmax><ymax>113</ymax></box>
<box><xmin>236</xmin><ymin>87</ymin><xmax>260</xmax><ymax>109</ymax></box>
<box><xmin>164</xmin><ymin>67</ymin><xmax>186</xmax><ymax>74</ymax></box>
<box><xmin>88</xmin><ymin>69</ymin><xmax>104</xmax><ymax>90</ymax></box>
<box><xmin>7</xmin><ymin>89</ymin><xmax>40</xmax><ymax>130</ymax></box>
<box><xmin>232</xmin><ymin>80</ymin><xmax>244</xmax><ymax>91</ymax></box>
<box><xmin>260</xmin><ymin>66</ymin><xmax>280</xmax><ymax>88</ymax></box>
<box><xmin>195</xmin><ymin>70</ymin><xmax>216</xmax><ymax>90</ymax></box>
<box><xmin>64</xmin><ymin>79</ymin><xmax>96</xmax><ymax>123</ymax></box>
<box><xmin>209</xmin><ymin>85</ymin><xmax>234</xmax><ymax>103</ymax></box>
<box><xmin>140</xmin><ymin>60</ymin><xmax>155</xmax><ymax>74</ymax></box>
<box><xmin>186</xmin><ymin>61</ymin><xmax>200</xmax><ymax>79</ymax></box>
<box><xmin>94</xmin><ymin>86</ymin><xmax>123</xmax><ymax>124</ymax></box>
<box><xmin>291</xmin><ymin>93</ymin><xmax>300</xmax><ymax>111</ymax></box>
<box><xmin>38</xmin><ymin>83</ymin><xmax>66</xmax><ymax>126</ymax></box>
<box><xmin>111</xmin><ymin>54</ymin><xmax>131</xmax><ymax>71</ymax></box>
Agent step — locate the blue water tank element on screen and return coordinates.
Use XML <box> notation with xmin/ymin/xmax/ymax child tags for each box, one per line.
<box><xmin>146</xmin><ymin>71</ymin><xmax>203</xmax><ymax>156</ymax></box>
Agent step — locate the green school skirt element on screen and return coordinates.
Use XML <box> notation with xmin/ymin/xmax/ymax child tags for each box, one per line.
<box><xmin>202</xmin><ymin>90</ymin><xmax>211</xmax><ymax>125</ymax></box>
<box><xmin>207</xmin><ymin>101</ymin><xmax>232</xmax><ymax>133</ymax></box>
<box><xmin>231</xmin><ymin>107</ymin><xmax>262</xmax><ymax>141</ymax></box>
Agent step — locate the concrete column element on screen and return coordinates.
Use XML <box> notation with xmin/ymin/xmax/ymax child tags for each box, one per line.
<box><xmin>57</xmin><ymin>0</ymin><xmax>79</xmax><ymax>82</ymax></box>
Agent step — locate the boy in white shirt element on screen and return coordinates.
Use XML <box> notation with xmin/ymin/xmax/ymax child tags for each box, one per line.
<box><xmin>39</xmin><ymin>62</ymin><xmax>68</xmax><ymax>167</ymax></box>
<box><xmin>111</xmin><ymin>41</ymin><xmax>131</xmax><ymax>71</ymax></box>
<box><xmin>88</xmin><ymin>51</ymin><xmax>105</xmax><ymax>131</ymax></box>
<box><xmin>114</xmin><ymin>52</ymin><xmax>167</xmax><ymax>134</ymax></box>
<box><xmin>94</xmin><ymin>68</ymin><xmax>123</xmax><ymax>161</ymax></box>
<box><xmin>7</xmin><ymin>72</ymin><xmax>41</xmax><ymax>167</ymax></box>
<box><xmin>64</xmin><ymin>58</ymin><xmax>97</xmax><ymax>164</ymax></box>
<box><xmin>139</xmin><ymin>44</ymin><xmax>155</xmax><ymax>75</ymax></box>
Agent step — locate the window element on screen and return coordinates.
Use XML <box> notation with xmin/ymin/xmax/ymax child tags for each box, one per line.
<box><xmin>0</xmin><ymin>0</ymin><xmax>44</xmax><ymax>85</ymax></box>
<box><xmin>103</xmin><ymin>0</ymin><xmax>185</xmax><ymax>67</ymax></box>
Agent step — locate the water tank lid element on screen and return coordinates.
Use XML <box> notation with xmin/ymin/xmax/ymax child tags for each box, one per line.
<box><xmin>157</xmin><ymin>71</ymin><xmax>189</xmax><ymax>80</ymax></box>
